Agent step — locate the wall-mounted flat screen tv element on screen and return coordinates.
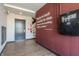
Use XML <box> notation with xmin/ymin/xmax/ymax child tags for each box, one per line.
<box><xmin>59</xmin><ymin>9</ymin><xmax>79</xmax><ymax>36</ymax></box>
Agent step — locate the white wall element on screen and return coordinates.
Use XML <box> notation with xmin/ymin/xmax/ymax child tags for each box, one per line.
<box><xmin>32</xmin><ymin>23</ymin><xmax>36</xmax><ymax>38</ymax></box>
<box><xmin>26</xmin><ymin>17</ymin><xmax>35</xmax><ymax>39</ymax></box>
<box><xmin>7</xmin><ymin>13</ymin><xmax>35</xmax><ymax>42</ymax></box>
<box><xmin>0</xmin><ymin>4</ymin><xmax>7</xmax><ymax>53</ymax></box>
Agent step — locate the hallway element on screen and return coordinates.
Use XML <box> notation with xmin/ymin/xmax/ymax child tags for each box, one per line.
<box><xmin>2</xmin><ymin>39</ymin><xmax>56</xmax><ymax>56</ymax></box>
<box><xmin>1</xmin><ymin>3</ymin><xmax>79</xmax><ymax>56</ymax></box>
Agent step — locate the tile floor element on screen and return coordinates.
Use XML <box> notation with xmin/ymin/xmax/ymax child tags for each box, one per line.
<box><xmin>2</xmin><ymin>39</ymin><xmax>56</xmax><ymax>56</ymax></box>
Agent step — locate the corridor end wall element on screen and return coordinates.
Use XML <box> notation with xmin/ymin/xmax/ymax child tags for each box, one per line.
<box><xmin>7</xmin><ymin>13</ymin><xmax>35</xmax><ymax>42</ymax></box>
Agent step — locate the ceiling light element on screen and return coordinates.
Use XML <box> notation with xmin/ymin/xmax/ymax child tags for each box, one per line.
<box><xmin>4</xmin><ymin>4</ymin><xmax>35</xmax><ymax>13</ymax></box>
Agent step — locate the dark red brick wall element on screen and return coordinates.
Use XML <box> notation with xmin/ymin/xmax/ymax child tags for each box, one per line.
<box><xmin>36</xmin><ymin>3</ymin><xmax>79</xmax><ymax>56</ymax></box>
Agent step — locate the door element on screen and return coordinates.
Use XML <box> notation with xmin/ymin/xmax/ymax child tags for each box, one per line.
<box><xmin>15</xmin><ymin>19</ymin><xmax>25</xmax><ymax>40</ymax></box>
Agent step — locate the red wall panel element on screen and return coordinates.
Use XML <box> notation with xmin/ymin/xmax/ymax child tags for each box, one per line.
<box><xmin>60</xmin><ymin>3</ymin><xmax>79</xmax><ymax>56</ymax></box>
<box><xmin>36</xmin><ymin>3</ymin><xmax>79</xmax><ymax>56</ymax></box>
<box><xmin>36</xmin><ymin>3</ymin><xmax>57</xmax><ymax>52</ymax></box>
<box><xmin>60</xmin><ymin>3</ymin><xmax>79</xmax><ymax>14</ymax></box>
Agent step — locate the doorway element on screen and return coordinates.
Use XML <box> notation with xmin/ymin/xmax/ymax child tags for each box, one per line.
<box><xmin>15</xmin><ymin>19</ymin><xmax>26</xmax><ymax>40</ymax></box>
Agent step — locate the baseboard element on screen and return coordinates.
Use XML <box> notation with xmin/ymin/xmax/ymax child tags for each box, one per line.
<box><xmin>7</xmin><ymin>41</ymin><xmax>16</xmax><ymax>43</ymax></box>
<box><xmin>0</xmin><ymin>40</ymin><xmax>16</xmax><ymax>56</ymax></box>
<box><xmin>26</xmin><ymin>38</ymin><xmax>36</xmax><ymax>40</ymax></box>
<box><xmin>0</xmin><ymin>43</ymin><xmax>7</xmax><ymax>56</ymax></box>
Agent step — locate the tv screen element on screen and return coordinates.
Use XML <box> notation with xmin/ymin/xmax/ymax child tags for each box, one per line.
<box><xmin>59</xmin><ymin>9</ymin><xmax>79</xmax><ymax>36</ymax></box>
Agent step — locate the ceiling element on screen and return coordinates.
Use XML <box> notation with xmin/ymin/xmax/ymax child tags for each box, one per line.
<box><xmin>4</xmin><ymin>3</ymin><xmax>45</xmax><ymax>17</ymax></box>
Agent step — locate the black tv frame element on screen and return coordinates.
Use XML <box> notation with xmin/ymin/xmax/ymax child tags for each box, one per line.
<box><xmin>59</xmin><ymin>9</ymin><xmax>79</xmax><ymax>36</ymax></box>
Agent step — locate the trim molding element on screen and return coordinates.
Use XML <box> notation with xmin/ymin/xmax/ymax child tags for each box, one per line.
<box><xmin>0</xmin><ymin>43</ymin><xmax>7</xmax><ymax>56</ymax></box>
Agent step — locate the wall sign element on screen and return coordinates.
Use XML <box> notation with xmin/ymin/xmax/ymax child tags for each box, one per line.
<box><xmin>36</xmin><ymin>12</ymin><xmax>53</xmax><ymax>29</ymax></box>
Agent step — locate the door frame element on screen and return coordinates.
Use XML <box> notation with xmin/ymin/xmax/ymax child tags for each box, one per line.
<box><xmin>15</xmin><ymin>19</ymin><xmax>26</xmax><ymax>41</ymax></box>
